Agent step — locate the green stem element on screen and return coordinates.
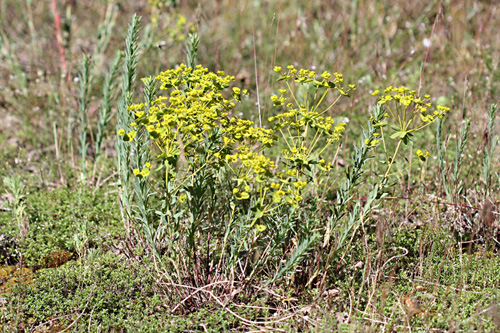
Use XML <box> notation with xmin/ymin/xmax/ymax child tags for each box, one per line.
<box><xmin>319</xmin><ymin>93</ymin><xmax>343</xmax><ymax>115</ymax></box>
<box><xmin>312</xmin><ymin>88</ymin><xmax>330</xmax><ymax>113</ymax></box>
<box><xmin>384</xmin><ymin>139</ymin><xmax>402</xmax><ymax>179</ymax></box>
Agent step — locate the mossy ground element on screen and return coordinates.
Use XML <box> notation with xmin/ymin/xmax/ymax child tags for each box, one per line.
<box><xmin>0</xmin><ymin>187</ymin><xmax>499</xmax><ymax>331</ymax></box>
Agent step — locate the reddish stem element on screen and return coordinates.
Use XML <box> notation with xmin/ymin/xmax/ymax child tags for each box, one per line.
<box><xmin>50</xmin><ymin>0</ymin><xmax>68</xmax><ymax>81</ymax></box>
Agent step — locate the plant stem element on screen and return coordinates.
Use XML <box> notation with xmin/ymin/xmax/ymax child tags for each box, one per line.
<box><xmin>384</xmin><ymin>139</ymin><xmax>402</xmax><ymax>179</ymax></box>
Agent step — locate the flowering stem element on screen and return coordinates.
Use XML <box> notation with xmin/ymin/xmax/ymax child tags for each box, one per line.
<box><xmin>312</xmin><ymin>88</ymin><xmax>330</xmax><ymax>113</ymax></box>
<box><xmin>384</xmin><ymin>139</ymin><xmax>403</xmax><ymax>179</ymax></box>
<box><xmin>320</xmin><ymin>93</ymin><xmax>343</xmax><ymax>115</ymax></box>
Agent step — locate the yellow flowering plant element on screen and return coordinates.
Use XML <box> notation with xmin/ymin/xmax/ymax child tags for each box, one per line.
<box><xmin>117</xmin><ymin>62</ymin><xmax>357</xmax><ymax>279</ymax></box>
<box><xmin>117</xmin><ymin>55</ymin><xmax>447</xmax><ymax>287</ymax></box>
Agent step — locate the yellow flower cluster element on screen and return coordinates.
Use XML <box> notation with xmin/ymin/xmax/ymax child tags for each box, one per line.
<box><xmin>221</xmin><ymin>118</ymin><xmax>275</xmax><ymax>147</ymax></box>
<box><xmin>120</xmin><ymin>64</ymin><xmax>252</xmax><ymax>170</ymax></box>
<box><xmin>370</xmin><ymin>85</ymin><xmax>451</xmax><ymax>178</ymax></box>
<box><xmin>369</xmin><ymin>86</ymin><xmax>451</xmax><ymax>143</ymax></box>
<box><xmin>373</xmin><ymin>85</ymin><xmax>450</xmax><ymax>124</ymax></box>
<box><xmin>416</xmin><ymin>149</ymin><xmax>430</xmax><ymax>161</ymax></box>
<box><xmin>255</xmin><ymin>65</ymin><xmax>356</xmax><ymax>208</ymax></box>
<box><xmin>273</xmin><ymin>65</ymin><xmax>355</xmax><ymax>97</ymax></box>
<box><xmin>133</xmin><ymin>161</ymin><xmax>152</xmax><ymax>179</ymax></box>
<box><xmin>269</xmin><ymin>110</ymin><xmax>345</xmax><ymax>142</ymax></box>
<box><xmin>232</xmin><ymin>147</ymin><xmax>275</xmax><ymax>175</ymax></box>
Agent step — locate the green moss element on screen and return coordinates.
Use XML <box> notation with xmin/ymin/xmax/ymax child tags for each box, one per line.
<box><xmin>0</xmin><ymin>187</ymin><xmax>122</xmax><ymax>268</ymax></box>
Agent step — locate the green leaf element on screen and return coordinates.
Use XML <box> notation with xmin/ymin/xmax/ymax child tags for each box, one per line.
<box><xmin>254</xmin><ymin>209</ymin><xmax>264</xmax><ymax>219</ymax></box>
<box><xmin>255</xmin><ymin>224</ymin><xmax>266</xmax><ymax>232</ymax></box>
<box><xmin>374</xmin><ymin>122</ymin><xmax>388</xmax><ymax>128</ymax></box>
<box><xmin>236</xmin><ymin>191</ymin><xmax>250</xmax><ymax>200</ymax></box>
<box><xmin>166</xmin><ymin>146</ymin><xmax>180</xmax><ymax>157</ymax></box>
<box><xmin>402</xmin><ymin>134</ymin><xmax>412</xmax><ymax>145</ymax></box>
<box><xmin>389</xmin><ymin>131</ymin><xmax>405</xmax><ymax>140</ymax></box>
<box><xmin>312</xmin><ymin>80</ymin><xmax>323</xmax><ymax>87</ymax></box>
<box><xmin>277</xmin><ymin>76</ymin><xmax>291</xmax><ymax>82</ymax></box>
<box><xmin>338</xmin><ymin>89</ymin><xmax>350</xmax><ymax>97</ymax></box>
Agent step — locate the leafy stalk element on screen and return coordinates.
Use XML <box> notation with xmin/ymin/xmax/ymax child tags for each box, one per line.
<box><xmin>482</xmin><ymin>104</ymin><xmax>498</xmax><ymax>197</ymax></box>
<box><xmin>95</xmin><ymin>51</ymin><xmax>122</xmax><ymax>159</ymax></box>
<box><xmin>115</xmin><ymin>14</ymin><xmax>141</xmax><ymax>232</ymax></box>
<box><xmin>77</xmin><ymin>54</ymin><xmax>93</xmax><ymax>175</ymax></box>
<box><xmin>185</xmin><ymin>33</ymin><xmax>199</xmax><ymax>68</ymax></box>
<box><xmin>131</xmin><ymin>76</ymin><xmax>158</xmax><ymax>259</ymax></box>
